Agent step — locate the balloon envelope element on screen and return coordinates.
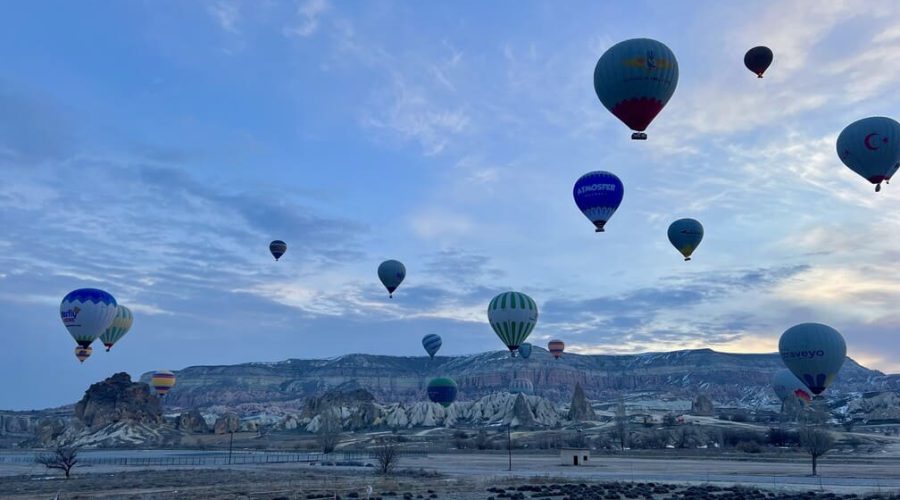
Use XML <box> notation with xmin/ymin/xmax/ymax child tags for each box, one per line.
<box><xmin>548</xmin><ymin>340</ymin><xmax>565</xmax><ymax>359</ymax></box>
<box><xmin>744</xmin><ymin>46</ymin><xmax>773</xmax><ymax>77</ymax></box>
<box><xmin>573</xmin><ymin>171</ymin><xmax>624</xmax><ymax>232</ymax></box>
<box><xmin>99</xmin><ymin>305</ymin><xmax>133</xmax><ymax>351</ymax></box>
<box><xmin>837</xmin><ymin>116</ymin><xmax>900</xmax><ymax>191</ymax></box>
<box><xmin>269</xmin><ymin>240</ymin><xmax>287</xmax><ymax>261</ymax></box>
<box><xmin>487</xmin><ymin>292</ymin><xmax>539</xmax><ymax>356</ymax></box>
<box><xmin>151</xmin><ymin>370</ymin><xmax>177</xmax><ymax>396</ymax></box>
<box><xmin>779</xmin><ymin>323</ymin><xmax>846</xmax><ymax>395</ymax></box>
<box><xmin>509</xmin><ymin>378</ymin><xmax>534</xmax><ymax>396</ymax></box>
<box><xmin>60</xmin><ymin>289</ymin><xmax>118</xmax><ymax>348</ymax></box>
<box><xmin>667</xmin><ymin>218</ymin><xmax>704</xmax><ymax>261</ymax></box>
<box><xmin>378</xmin><ymin>260</ymin><xmax>406</xmax><ymax>298</ymax></box>
<box><xmin>427</xmin><ymin>377</ymin><xmax>458</xmax><ymax>407</ymax></box>
<box><xmin>772</xmin><ymin>369</ymin><xmax>812</xmax><ymax>404</ymax></box>
<box><xmin>594</xmin><ymin>38</ymin><xmax>679</xmax><ymax>136</ymax></box>
<box><xmin>422</xmin><ymin>334</ymin><xmax>442</xmax><ymax>359</ymax></box>
<box><xmin>518</xmin><ymin>342</ymin><xmax>533</xmax><ymax>359</ymax></box>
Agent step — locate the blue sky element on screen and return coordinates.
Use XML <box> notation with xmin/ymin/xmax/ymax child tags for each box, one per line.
<box><xmin>3</xmin><ymin>1</ymin><xmax>900</xmax><ymax>410</ymax></box>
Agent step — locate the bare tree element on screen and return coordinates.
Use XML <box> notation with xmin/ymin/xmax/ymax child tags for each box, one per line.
<box><xmin>35</xmin><ymin>445</ymin><xmax>79</xmax><ymax>479</ymax></box>
<box><xmin>613</xmin><ymin>399</ymin><xmax>629</xmax><ymax>450</ymax></box>
<box><xmin>799</xmin><ymin>427</ymin><xmax>834</xmax><ymax>476</ymax></box>
<box><xmin>316</xmin><ymin>406</ymin><xmax>342</xmax><ymax>454</ymax></box>
<box><xmin>373</xmin><ymin>439</ymin><xmax>400</xmax><ymax>475</ymax></box>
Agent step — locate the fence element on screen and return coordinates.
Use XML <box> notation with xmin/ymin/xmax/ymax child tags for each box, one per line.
<box><xmin>0</xmin><ymin>448</ymin><xmax>429</xmax><ymax>467</ymax></box>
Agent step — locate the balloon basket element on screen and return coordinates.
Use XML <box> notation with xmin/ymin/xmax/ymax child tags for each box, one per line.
<box><xmin>631</xmin><ymin>132</ymin><xmax>647</xmax><ymax>140</ymax></box>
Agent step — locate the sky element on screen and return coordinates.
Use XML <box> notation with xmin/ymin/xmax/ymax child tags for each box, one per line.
<box><xmin>2</xmin><ymin>0</ymin><xmax>900</xmax><ymax>410</ymax></box>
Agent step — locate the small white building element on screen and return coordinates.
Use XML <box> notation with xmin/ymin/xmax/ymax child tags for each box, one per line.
<box><xmin>560</xmin><ymin>447</ymin><xmax>590</xmax><ymax>466</ymax></box>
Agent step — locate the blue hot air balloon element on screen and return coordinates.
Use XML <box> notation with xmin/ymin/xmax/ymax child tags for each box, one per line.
<box><xmin>422</xmin><ymin>334</ymin><xmax>442</xmax><ymax>359</ymax></box>
<box><xmin>573</xmin><ymin>171</ymin><xmax>624</xmax><ymax>232</ymax></box>
<box><xmin>378</xmin><ymin>260</ymin><xmax>406</xmax><ymax>298</ymax></box>
<box><xmin>594</xmin><ymin>38</ymin><xmax>679</xmax><ymax>140</ymax></box>
<box><xmin>667</xmin><ymin>218</ymin><xmax>704</xmax><ymax>261</ymax></box>
<box><xmin>427</xmin><ymin>377</ymin><xmax>458</xmax><ymax>407</ymax></box>
<box><xmin>518</xmin><ymin>342</ymin><xmax>533</xmax><ymax>360</ymax></box>
<box><xmin>837</xmin><ymin>117</ymin><xmax>900</xmax><ymax>192</ymax></box>
<box><xmin>60</xmin><ymin>288</ymin><xmax>118</xmax><ymax>362</ymax></box>
<box><xmin>779</xmin><ymin>323</ymin><xmax>846</xmax><ymax>396</ymax></box>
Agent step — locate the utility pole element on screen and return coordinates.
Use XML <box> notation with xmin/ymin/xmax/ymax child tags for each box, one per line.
<box><xmin>507</xmin><ymin>423</ymin><xmax>512</xmax><ymax>471</ymax></box>
<box><xmin>228</xmin><ymin>430</ymin><xmax>234</xmax><ymax>465</ymax></box>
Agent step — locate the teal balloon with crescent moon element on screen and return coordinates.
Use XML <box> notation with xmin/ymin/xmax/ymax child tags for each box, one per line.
<box><xmin>487</xmin><ymin>291</ymin><xmax>538</xmax><ymax>357</ymax></box>
<box><xmin>667</xmin><ymin>218</ymin><xmax>704</xmax><ymax>261</ymax></box>
<box><xmin>837</xmin><ymin>116</ymin><xmax>900</xmax><ymax>192</ymax></box>
<box><xmin>778</xmin><ymin>323</ymin><xmax>846</xmax><ymax>396</ymax></box>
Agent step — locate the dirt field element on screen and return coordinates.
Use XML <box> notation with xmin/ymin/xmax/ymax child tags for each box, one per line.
<box><xmin>3</xmin><ymin>452</ymin><xmax>900</xmax><ymax>499</ymax></box>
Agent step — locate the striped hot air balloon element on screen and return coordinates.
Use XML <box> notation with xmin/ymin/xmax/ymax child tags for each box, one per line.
<box><xmin>772</xmin><ymin>369</ymin><xmax>812</xmax><ymax>406</ymax></box>
<box><xmin>548</xmin><ymin>340</ymin><xmax>565</xmax><ymax>359</ymax></box>
<box><xmin>422</xmin><ymin>334</ymin><xmax>442</xmax><ymax>359</ymax></box>
<box><xmin>594</xmin><ymin>38</ymin><xmax>679</xmax><ymax>140</ymax></box>
<box><xmin>151</xmin><ymin>370</ymin><xmax>177</xmax><ymax>397</ymax></box>
<box><xmin>99</xmin><ymin>305</ymin><xmax>133</xmax><ymax>351</ymax></box>
<box><xmin>427</xmin><ymin>377</ymin><xmax>458</xmax><ymax>407</ymax></box>
<box><xmin>487</xmin><ymin>291</ymin><xmax>538</xmax><ymax>357</ymax></box>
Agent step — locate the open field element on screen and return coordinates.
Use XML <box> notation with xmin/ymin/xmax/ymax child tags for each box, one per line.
<box><xmin>3</xmin><ymin>450</ymin><xmax>900</xmax><ymax>499</ymax></box>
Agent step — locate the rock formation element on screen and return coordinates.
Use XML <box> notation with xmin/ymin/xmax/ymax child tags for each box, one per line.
<box><xmin>176</xmin><ymin>410</ymin><xmax>210</xmax><ymax>433</ymax></box>
<box><xmin>567</xmin><ymin>383</ymin><xmax>596</xmax><ymax>421</ymax></box>
<box><xmin>73</xmin><ymin>372</ymin><xmax>162</xmax><ymax>432</ymax></box>
<box><xmin>691</xmin><ymin>394</ymin><xmax>715</xmax><ymax>416</ymax></box>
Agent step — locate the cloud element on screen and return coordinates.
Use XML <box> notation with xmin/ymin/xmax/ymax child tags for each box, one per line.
<box><xmin>362</xmin><ymin>76</ymin><xmax>470</xmax><ymax>155</ymax></box>
<box><xmin>208</xmin><ymin>1</ymin><xmax>242</xmax><ymax>34</ymax></box>
<box><xmin>283</xmin><ymin>0</ymin><xmax>330</xmax><ymax>38</ymax></box>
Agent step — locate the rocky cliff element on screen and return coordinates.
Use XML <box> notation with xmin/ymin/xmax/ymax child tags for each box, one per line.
<box><xmin>139</xmin><ymin>348</ymin><xmax>898</xmax><ymax>410</ymax></box>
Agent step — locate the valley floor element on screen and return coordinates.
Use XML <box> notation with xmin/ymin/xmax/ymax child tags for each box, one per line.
<box><xmin>2</xmin><ymin>452</ymin><xmax>900</xmax><ymax>499</ymax></box>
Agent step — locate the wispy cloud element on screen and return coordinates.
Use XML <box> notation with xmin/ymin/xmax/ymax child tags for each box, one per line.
<box><xmin>283</xmin><ymin>0</ymin><xmax>330</xmax><ymax>38</ymax></box>
<box><xmin>208</xmin><ymin>1</ymin><xmax>242</xmax><ymax>34</ymax></box>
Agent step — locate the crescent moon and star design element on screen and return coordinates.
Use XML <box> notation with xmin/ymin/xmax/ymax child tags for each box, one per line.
<box><xmin>864</xmin><ymin>132</ymin><xmax>888</xmax><ymax>151</ymax></box>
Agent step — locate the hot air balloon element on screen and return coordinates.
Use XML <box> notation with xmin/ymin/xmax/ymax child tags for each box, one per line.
<box><xmin>548</xmin><ymin>340</ymin><xmax>565</xmax><ymax>359</ymax></box>
<box><xmin>422</xmin><ymin>334</ymin><xmax>442</xmax><ymax>359</ymax></box>
<box><xmin>427</xmin><ymin>377</ymin><xmax>458</xmax><ymax>407</ymax></box>
<box><xmin>667</xmin><ymin>218</ymin><xmax>704</xmax><ymax>261</ymax></box>
<box><xmin>75</xmin><ymin>345</ymin><xmax>93</xmax><ymax>363</ymax></box>
<box><xmin>151</xmin><ymin>370</ymin><xmax>176</xmax><ymax>397</ymax></box>
<box><xmin>772</xmin><ymin>369</ymin><xmax>812</xmax><ymax>405</ymax></box>
<box><xmin>594</xmin><ymin>38</ymin><xmax>679</xmax><ymax>140</ymax></box>
<box><xmin>99</xmin><ymin>305</ymin><xmax>133</xmax><ymax>351</ymax></box>
<box><xmin>509</xmin><ymin>378</ymin><xmax>534</xmax><ymax>396</ymax></box>
<box><xmin>779</xmin><ymin>323</ymin><xmax>846</xmax><ymax>396</ymax></box>
<box><xmin>573</xmin><ymin>171</ymin><xmax>624</xmax><ymax>232</ymax></box>
<box><xmin>378</xmin><ymin>259</ymin><xmax>406</xmax><ymax>298</ymax></box>
<box><xmin>269</xmin><ymin>240</ymin><xmax>287</xmax><ymax>261</ymax></box>
<box><xmin>518</xmin><ymin>342</ymin><xmax>533</xmax><ymax>360</ymax></box>
<box><xmin>487</xmin><ymin>291</ymin><xmax>538</xmax><ymax>356</ymax></box>
<box><xmin>837</xmin><ymin>116</ymin><xmax>900</xmax><ymax>192</ymax></box>
<box><xmin>60</xmin><ymin>288</ymin><xmax>117</xmax><ymax>361</ymax></box>
<box><xmin>744</xmin><ymin>46</ymin><xmax>773</xmax><ymax>78</ymax></box>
